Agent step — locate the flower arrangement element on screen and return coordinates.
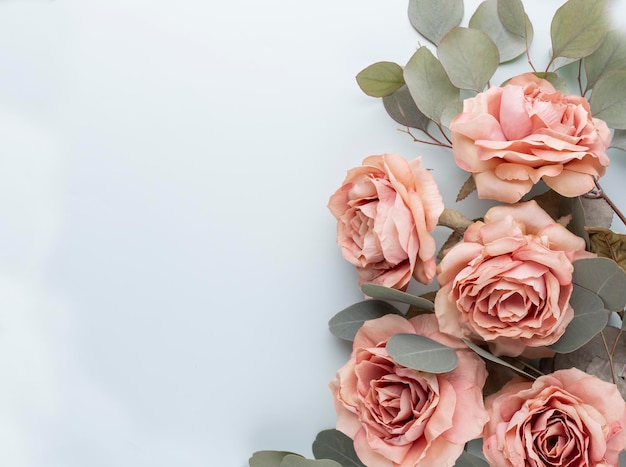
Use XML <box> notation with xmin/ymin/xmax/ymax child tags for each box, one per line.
<box><xmin>250</xmin><ymin>0</ymin><xmax>626</xmax><ymax>466</ymax></box>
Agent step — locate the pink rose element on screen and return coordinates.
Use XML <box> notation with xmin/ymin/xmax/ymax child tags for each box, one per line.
<box><xmin>450</xmin><ymin>73</ymin><xmax>611</xmax><ymax>203</ymax></box>
<box><xmin>483</xmin><ymin>368</ymin><xmax>626</xmax><ymax>467</ymax></box>
<box><xmin>435</xmin><ymin>200</ymin><xmax>592</xmax><ymax>356</ymax></box>
<box><xmin>328</xmin><ymin>154</ymin><xmax>444</xmax><ymax>290</ymax></box>
<box><xmin>330</xmin><ymin>314</ymin><xmax>488</xmax><ymax>467</ymax></box>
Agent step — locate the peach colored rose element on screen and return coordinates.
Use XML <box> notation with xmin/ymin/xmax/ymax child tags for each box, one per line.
<box><xmin>483</xmin><ymin>368</ymin><xmax>626</xmax><ymax>467</ymax></box>
<box><xmin>328</xmin><ymin>154</ymin><xmax>444</xmax><ymax>290</ymax></box>
<box><xmin>450</xmin><ymin>73</ymin><xmax>611</xmax><ymax>203</ymax></box>
<box><xmin>435</xmin><ymin>200</ymin><xmax>592</xmax><ymax>357</ymax></box>
<box><xmin>330</xmin><ymin>314</ymin><xmax>488</xmax><ymax>467</ymax></box>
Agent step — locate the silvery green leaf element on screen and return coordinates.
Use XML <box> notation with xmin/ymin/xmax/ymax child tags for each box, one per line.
<box><xmin>382</xmin><ymin>85</ymin><xmax>431</xmax><ymax>131</ymax></box>
<box><xmin>548</xmin><ymin>285</ymin><xmax>608</xmax><ymax>353</ymax></box>
<box><xmin>584</xmin><ymin>30</ymin><xmax>626</xmax><ymax>91</ymax></box>
<box><xmin>590</xmin><ymin>70</ymin><xmax>626</xmax><ymax>129</ymax></box>
<box><xmin>440</xmin><ymin>100</ymin><xmax>463</xmax><ymax>129</ymax></box>
<box><xmin>550</xmin><ymin>0</ymin><xmax>609</xmax><ymax>60</ymax></box>
<box><xmin>438</xmin><ymin>27</ymin><xmax>500</xmax><ymax>91</ymax></box>
<box><xmin>404</xmin><ymin>47</ymin><xmax>460</xmax><ymax>122</ymax></box>
<box><xmin>386</xmin><ymin>333</ymin><xmax>458</xmax><ymax>373</ymax></box>
<box><xmin>328</xmin><ymin>300</ymin><xmax>402</xmax><ymax>341</ymax></box>
<box><xmin>250</xmin><ymin>451</ymin><xmax>300</xmax><ymax>467</ymax></box>
<box><xmin>455</xmin><ymin>450</ymin><xmax>489</xmax><ymax>467</ymax></box>
<box><xmin>497</xmin><ymin>0</ymin><xmax>527</xmax><ymax>38</ymax></box>
<box><xmin>361</xmin><ymin>283</ymin><xmax>434</xmax><ymax>310</ymax></box>
<box><xmin>469</xmin><ymin>0</ymin><xmax>533</xmax><ymax>63</ymax></box>
<box><xmin>573</xmin><ymin>257</ymin><xmax>626</xmax><ymax>311</ymax></box>
<box><xmin>619</xmin><ymin>449</ymin><xmax>626</xmax><ymax>466</ymax></box>
<box><xmin>281</xmin><ymin>456</ymin><xmax>341</xmax><ymax>467</ymax></box>
<box><xmin>355</xmin><ymin>61</ymin><xmax>405</xmax><ymax>97</ymax></box>
<box><xmin>312</xmin><ymin>430</ymin><xmax>365</xmax><ymax>467</ymax></box>
<box><xmin>610</xmin><ymin>129</ymin><xmax>626</xmax><ymax>151</ymax></box>
<box><xmin>463</xmin><ymin>339</ymin><xmax>536</xmax><ymax>380</ymax></box>
<box><xmin>407</xmin><ymin>0</ymin><xmax>463</xmax><ymax>45</ymax></box>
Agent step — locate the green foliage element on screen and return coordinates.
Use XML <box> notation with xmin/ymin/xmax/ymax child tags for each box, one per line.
<box><xmin>382</xmin><ymin>85</ymin><xmax>430</xmax><ymax>131</ymax></box>
<box><xmin>584</xmin><ymin>30</ymin><xmax>626</xmax><ymax>91</ymax></box>
<box><xmin>440</xmin><ymin>100</ymin><xmax>464</xmax><ymax>129</ymax></box>
<box><xmin>469</xmin><ymin>0</ymin><xmax>532</xmax><ymax>63</ymax></box>
<box><xmin>588</xmin><ymin>228</ymin><xmax>626</xmax><ymax>272</ymax></box>
<box><xmin>404</xmin><ymin>47</ymin><xmax>460</xmax><ymax>123</ymax></box>
<box><xmin>328</xmin><ymin>300</ymin><xmax>401</xmax><ymax>341</ymax></box>
<box><xmin>549</xmin><ymin>285</ymin><xmax>609</xmax><ymax>353</ymax></box>
<box><xmin>407</xmin><ymin>0</ymin><xmax>463</xmax><ymax>45</ymax></box>
<box><xmin>590</xmin><ymin>70</ymin><xmax>626</xmax><ymax>129</ymax></box>
<box><xmin>386</xmin><ymin>333</ymin><xmax>458</xmax><ymax>373</ymax></box>
<box><xmin>355</xmin><ymin>61</ymin><xmax>405</xmax><ymax>97</ymax></box>
<box><xmin>455</xmin><ymin>450</ymin><xmax>490</xmax><ymax>467</ymax></box>
<box><xmin>463</xmin><ymin>339</ymin><xmax>536</xmax><ymax>380</ymax></box>
<box><xmin>573</xmin><ymin>257</ymin><xmax>626</xmax><ymax>311</ymax></box>
<box><xmin>610</xmin><ymin>129</ymin><xmax>626</xmax><ymax>151</ymax></box>
<box><xmin>250</xmin><ymin>451</ymin><xmax>301</xmax><ymax>467</ymax></box>
<box><xmin>550</xmin><ymin>0</ymin><xmax>609</xmax><ymax>61</ymax></box>
<box><xmin>312</xmin><ymin>430</ymin><xmax>365</xmax><ymax>467</ymax></box>
<box><xmin>438</xmin><ymin>27</ymin><xmax>500</xmax><ymax>91</ymax></box>
<box><xmin>361</xmin><ymin>283</ymin><xmax>435</xmax><ymax>310</ymax></box>
<box><xmin>281</xmin><ymin>456</ymin><xmax>341</xmax><ymax>467</ymax></box>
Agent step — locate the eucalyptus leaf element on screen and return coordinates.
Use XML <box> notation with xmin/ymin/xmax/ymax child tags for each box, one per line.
<box><xmin>281</xmin><ymin>455</ymin><xmax>341</xmax><ymax>467</ymax></box>
<box><xmin>356</xmin><ymin>61</ymin><xmax>405</xmax><ymax>97</ymax></box>
<box><xmin>550</xmin><ymin>0</ymin><xmax>608</xmax><ymax>60</ymax></box>
<box><xmin>407</xmin><ymin>0</ymin><xmax>463</xmax><ymax>45</ymax></box>
<box><xmin>584</xmin><ymin>30</ymin><xmax>626</xmax><ymax>91</ymax></box>
<box><xmin>470</xmin><ymin>0</ymin><xmax>533</xmax><ymax>63</ymax></box>
<box><xmin>438</xmin><ymin>27</ymin><xmax>499</xmax><ymax>91</ymax></box>
<box><xmin>573</xmin><ymin>257</ymin><xmax>626</xmax><ymax>311</ymax></box>
<box><xmin>328</xmin><ymin>300</ymin><xmax>402</xmax><ymax>341</ymax></box>
<box><xmin>250</xmin><ymin>451</ymin><xmax>300</xmax><ymax>467</ymax></box>
<box><xmin>590</xmin><ymin>70</ymin><xmax>626</xmax><ymax>129</ymax></box>
<box><xmin>440</xmin><ymin>100</ymin><xmax>463</xmax><ymax>129</ymax></box>
<box><xmin>497</xmin><ymin>0</ymin><xmax>526</xmax><ymax>38</ymax></box>
<box><xmin>404</xmin><ymin>47</ymin><xmax>460</xmax><ymax>122</ymax></box>
<box><xmin>588</xmin><ymin>227</ymin><xmax>626</xmax><ymax>272</ymax></box>
<box><xmin>382</xmin><ymin>85</ymin><xmax>431</xmax><ymax>131</ymax></box>
<box><xmin>455</xmin><ymin>451</ymin><xmax>490</xmax><ymax>467</ymax></box>
<box><xmin>361</xmin><ymin>283</ymin><xmax>434</xmax><ymax>310</ymax></box>
<box><xmin>619</xmin><ymin>449</ymin><xmax>626</xmax><ymax>466</ymax></box>
<box><xmin>548</xmin><ymin>285</ymin><xmax>608</xmax><ymax>353</ymax></box>
<box><xmin>610</xmin><ymin>129</ymin><xmax>626</xmax><ymax>151</ymax></box>
<box><xmin>580</xmin><ymin>195</ymin><xmax>613</xmax><ymax>229</ymax></box>
<box><xmin>386</xmin><ymin>333</ymin><xmax>458</xmax><ymax>373</ymax></box>
<box><xmin>560</xmin><ymin>196</ymin><xmax>590</xmax><ymax>245</ymax></box>
<box><xmin>463</xmin><ymin>339</ymin><xmax>536</xmax><ymax>380</ymax></box>
<box><xmin>312</xmin><ymin>430</ymin><xmax>365</xmax><ymax>467</ymax></box>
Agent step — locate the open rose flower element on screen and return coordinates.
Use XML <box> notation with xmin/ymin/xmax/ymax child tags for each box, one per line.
<box><xmin>483</xmin><ymin>368</ymin><xmax>626</xmax><ymax>467</ymax></box>
<box><xmin>435</xmin><ymin>200</ymin><xmax>592</xmax><ymax>356</ymax></box>
<box><xmin>450</xmin><ymin>73</ymin><xmax>611</xmax><ymax>203</ymax></box>
<box><xmin>330</xmin><ymin>314</ymin><xmax>488</xmax><ymax>467</ymax></box>
<box><xmin>328</xmin><ymin>154</ymin><xmax>444</xmax><ymax>290</ymax></box>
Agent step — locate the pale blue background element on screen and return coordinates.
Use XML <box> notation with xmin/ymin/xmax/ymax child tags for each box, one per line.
<box><xmin>0</xmin><ymin>1</ymin><xmax>625</xmax><ymax>466</ymax></box>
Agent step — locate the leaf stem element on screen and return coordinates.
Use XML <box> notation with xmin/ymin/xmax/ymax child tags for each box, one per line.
<box><xmin>398</xmin><ymin>127</ymin><xmax>452</xmax><ymax>148</ymax></box>
<box><xmin>601</xmin><ymin>330</ymin><xmax>617</xmax><ymax>384</ymax></box>
<box><xmin>584</xmin><ymin>181</ymin><xmax>626</xmax><ymax>228</ymax></box>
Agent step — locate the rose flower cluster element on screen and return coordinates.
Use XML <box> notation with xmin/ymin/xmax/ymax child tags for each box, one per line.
<box><xmin>328</xmin><ymin>75</ymin><xmax>626</xmax><ymax>466</ymax></box>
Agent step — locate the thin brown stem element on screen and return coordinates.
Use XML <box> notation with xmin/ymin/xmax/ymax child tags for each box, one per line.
<box><xmin>577</xmin><ymin>60</ymin><xmax>584</xmax><ymax>96</ymax></box>
<box><xmin>398</xmin><ymin>127</ymin><xmax>452</xmax><ymax>148</ymax></box>
<box><xmin>585</xmin><ymin>181</ymin><xmax>626</xmax><ymax>228</ymax></box>
<box><xmin>601</xmin><ymin>330</ymin><xmax>617</xmax><ymax>384</ymax></box>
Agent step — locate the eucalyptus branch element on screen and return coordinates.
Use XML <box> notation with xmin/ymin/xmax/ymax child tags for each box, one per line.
<box><xmin>601</xmin><ymin>330</ymin><xmax>618</xmax><ymax>385</ymax></box>
<box><xmin>398</xmin><ymin>127</ymin><xmax>452</xmax><ymax>148</ymax></box>
<box><xmin>435</xmin><ymin>122</ymin><xmax>453</xmax><ymax>145</ymax></box>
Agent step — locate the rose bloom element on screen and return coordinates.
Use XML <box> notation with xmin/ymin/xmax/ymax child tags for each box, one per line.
<box><xmin>328</xmin><ymin>154</ymin><xmax>444</xmax><ymax>290</ymax></box>
<box><xmin>435</xmin><ymin>200</ymin><xmax>592</xmax><ymax>357</ymax></box>
<box><xmin>483</xmin><ymin>368</ymin><xmax>626</xmax><ymax>467</ymax></box>
<box><xmin>450</xmin><ymin>73</ymin><xmax>611</xmax><ymax>203</ymax></box>
<box><xmin>330</xmin><ymin>314</ymin><xmax>488</xmax><ymax>467</ymax></box>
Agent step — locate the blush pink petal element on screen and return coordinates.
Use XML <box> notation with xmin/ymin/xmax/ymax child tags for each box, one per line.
<box><xmin>474</xmin><ymin>171</ymin><xmax>533</xmax><ymax>202</ymax></box>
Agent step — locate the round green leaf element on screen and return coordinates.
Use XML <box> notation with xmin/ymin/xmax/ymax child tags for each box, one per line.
<box><xmin>455</xmin><ymin>451</ymin><xmax>490</xmax><ymax>467</ymax></box>
<box><xmin>382</xmin><ymin>85</ymin><xmax>431</xmax><ymax>131</ymax></box>
<box><xmin>403</xmin><ymin>46</ymin><xmax>460</xmax><ymax>122</ymax></box>
<box><xmin>440</xmin><ymin>100</ymin><xmax>463</xmax><ymax>129</ymax></box>
<box><xmin>497</xmin><ymin>0</ymin><xmax>527</xmax><ymax>38</ymax></box>
<box><xmin>328</xmin><ymin>300</ymin><xmax>401</xmax><ymax>342</ymax></box>
<box><xmin>548</xmin><ymin>285</ymin><xmax>608</xmax><ymax>353</ymax></box>
<box><xmin>610</xmin><ymin>128</ymin><xmax>626</xmax><ymax>151</ymax></box>
<box><xmin>312</xmin><ymin>430</ymin><xmax>365</xmax><ymax>467</ymax></box>
<box><xmin>584</xmin><ymin>30</ymin><xmax>626</xmax><ymax>90</ymax></box>
<box><xmin>590</xmin><ymin>70</ymin><xmax>626</xmax><ymax>129</ymax></box>
<box><xmin>355</xmin><ymin>61</ymin><xmax>405</xmax><ymax>98</ymax></box>
<box><xmin>250</xmin><ymin>451</ymin><xmax>301</xmax><ymax>467</ymax></box>
<box><xmin>438</xmin><ymin>27</ymin><xmax>500</xmax><ymax>91</ymax></box>
<box><xmin>281</xmin><ymin>456</ymin><xmax>341</xmax><ymax>467</ymax></box>
<box><xmin>361</xmin><ymin>283</ymin><xmax>434</xmax><ymax>310</ymax></box>
<box><xmin>386</xmin><ymin>333</ymin><xmax>458</xmax><ymax>373</ymax></box>
<box><xmin>470</xmin><ymin>0</ymin><xmax>533</xmax><ymax>63</ymax></box>
<box><xmin>573</xmin><ymin>257</ymin><xmax>626</xmax><ymax>311</ymax></box>
<box><xmin>407</xmin><ymin>0</ymin><xmax>463</xmax><ymax>45</ymax></box>
<box><xmin>550</xmin><ymin>0</ymin><xmax>609</xmax><ymax>60</ymax></box>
